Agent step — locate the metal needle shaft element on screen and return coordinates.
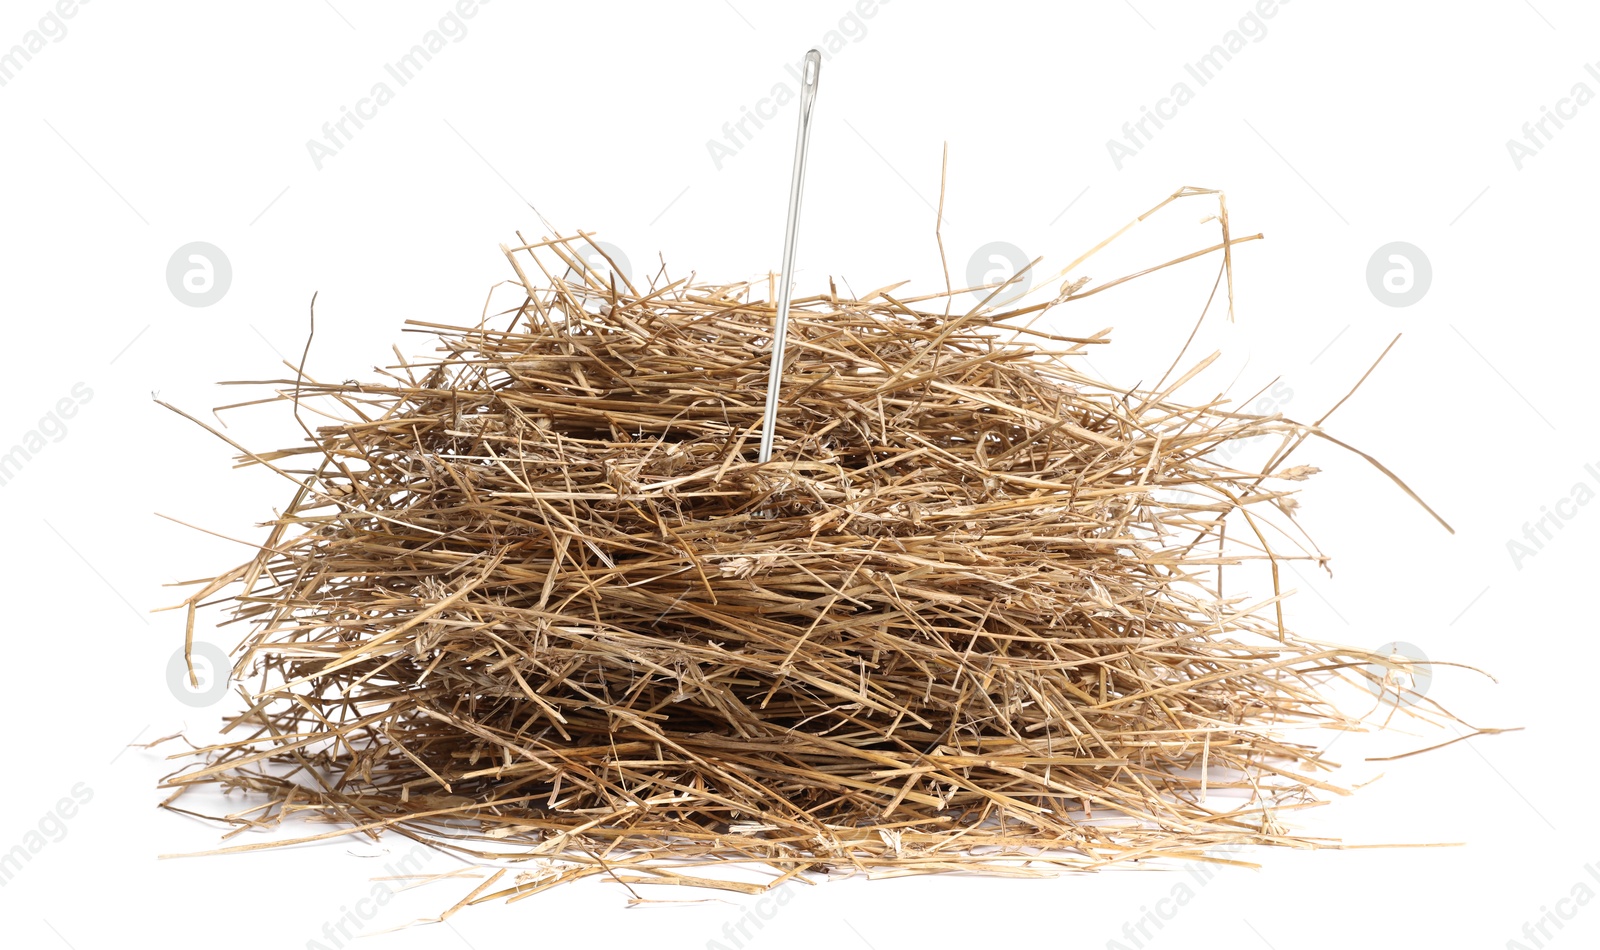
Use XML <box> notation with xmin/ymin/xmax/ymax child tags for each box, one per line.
<box><xmin>757</xmin><ymin>48</ymin><xmax>822</xmax><ymax>464</ymax></box>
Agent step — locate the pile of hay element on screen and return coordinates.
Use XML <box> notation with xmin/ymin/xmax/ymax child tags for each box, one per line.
<box><xmin>160</xmin><ymin>208</ymin><xmax>1465</xmax><ymax>902</ymax></box>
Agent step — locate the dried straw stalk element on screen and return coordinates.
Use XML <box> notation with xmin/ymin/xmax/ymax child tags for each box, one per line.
<box><xmin>156</xmin><ymin>191</ymin><xmax>1484</xmax><ymax>903</ymax></box>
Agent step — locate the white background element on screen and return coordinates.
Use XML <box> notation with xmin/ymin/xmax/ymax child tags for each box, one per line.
<box><xmin>0</xmin><ymin>1</ymin><xmax>1594</xmax><ymax>947</ymax></box>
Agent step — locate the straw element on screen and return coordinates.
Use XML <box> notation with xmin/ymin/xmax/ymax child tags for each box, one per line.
<box><xmin>154</xmin><ymin>196</ymin><xmax>1490</xmax><ymax>904</ymax></box>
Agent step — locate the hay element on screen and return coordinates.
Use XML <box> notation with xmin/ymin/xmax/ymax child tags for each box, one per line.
<box><xmin>157</xmin><ymin>194</ymin><xmax>1480</xmax><ymax>903</ymax></box>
